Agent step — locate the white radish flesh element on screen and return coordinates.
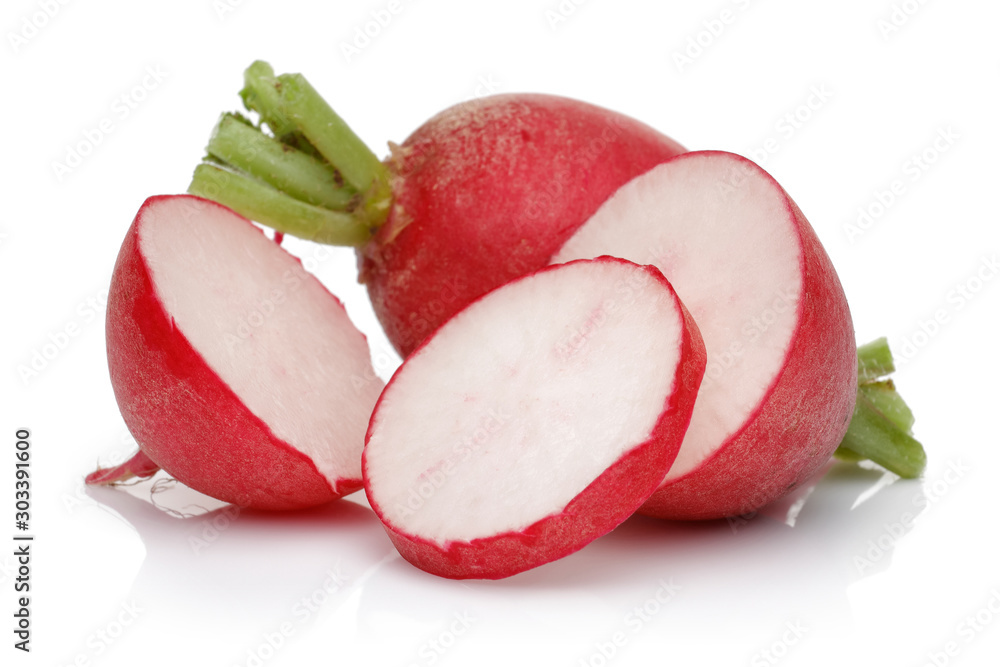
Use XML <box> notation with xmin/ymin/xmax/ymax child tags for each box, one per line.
<box><xmin>363</xmin><ymin>257</ymin><xmax>706</xmax><ymax>578</ymax></box>
<box><xmin>94</xmin><ymin>194</ymin><xmax>384</xmax><ymax>510</ymax></box>
<box><xmin>554</xmin><ymin>151</ymin><xmax>856</xmax><ymax>519</ymax></box>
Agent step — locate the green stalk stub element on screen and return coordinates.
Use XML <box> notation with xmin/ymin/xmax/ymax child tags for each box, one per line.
<box><xmin>189</xmin><ymin>60</ymin><xmax>393</xmax><ymax>244</ymax></box>
<box><xmin>834</xmin><ymin>338</ymin><xmax>927</xmax><ymax>478</ymax></box>
<box><xmin>207</xmin><ymin>113</ymin><xmax>358</xmax><ymax>211</ymax></box>
<box><xmin>857</xmin><ymin>336</ymin><xmax>895</xmax><ymax>383</ymax></box>
<box><xmin>838</xmin><ymin>390</ymin><xmax>926</xmax><ymax>479</ymax></box>
<box><xmin>859</xmin><ymin>380</ymin><xmax>915</xmax><ymax>434</ymax></box>
<box><xmin>240</xmin><ymin>61</ymin><xmax>317</xmax><ymax>157</ymax></box>
<box><xmin>275</xmin><ymin>73</ymin><xmax>392</xmax><ymax>213</ymax></box>
<box><xmin>189</xmin><ymin>164</ymin><xmax>370</xmax><ymax>246</ymax></box>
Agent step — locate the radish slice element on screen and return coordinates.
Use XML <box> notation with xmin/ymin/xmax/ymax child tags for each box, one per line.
<box><xmin>554</xmin><ymin>151</ymin><xmax>856</xmax><ymax>519</ymax></box>
<box><xmin>363</xmin><ymin>257</ymin><xmax>705</xmax><ymax>579</ymax></box>
<box><xmin>93</xmin><ymin>194</ymin><xmax>384</xmax><ymax>510</ymax></box>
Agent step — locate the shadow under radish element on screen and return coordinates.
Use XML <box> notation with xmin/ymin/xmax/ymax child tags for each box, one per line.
<box><xmin>347</xmin><ymin>461</ymin><xmax>927</xmax><ymax>665</ymax></box>
<box><xmin>83</xmin><ymin>480</ymin><xmax>394</xmax><ymax>666</ymax></box>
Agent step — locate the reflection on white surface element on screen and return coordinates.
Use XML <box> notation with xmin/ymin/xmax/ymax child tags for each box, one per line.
<box><xmin>77</xmin><ymin>460</ymin><xmax>929</xmax><ymax>666</ymax></box>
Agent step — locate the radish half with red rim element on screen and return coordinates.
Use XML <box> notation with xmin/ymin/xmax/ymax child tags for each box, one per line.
<box><xmin>553</xmin><ymin>151</ymin><xmax>857</xmax><ymax>520</ymax></box>
<box><xmin>88</xmin><ymin>194</ymin><xmax>384</xmax><ymax>510</ymax></box>
<box><xmin>362</xmin><ymin>257</ymin><xmax>706</xmax><ymax>579</ymax></box>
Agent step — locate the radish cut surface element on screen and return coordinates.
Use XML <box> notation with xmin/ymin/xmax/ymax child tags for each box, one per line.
<box><xmin>554</xmin><ymin>151</ymin><xmax>856</xmax><ymax>519</ymax></box>
<box><xmin>556</xmin><ymin>152</ymin><xmax>801</xmax><ymax>481</ymax></box>
<box><xmin>140</xmin><ymin>196</ymin><xmax>380</xmax><ymax>487</ymax></box>
<box><xmin>363</xmin><ymin>257</ymin><xmax>705</xmax><ymax>579</ymax></box>
<box><xmin>101</xmin><ymin>195</ymin><xmax>384</xmax><ymax>509</ymax></box>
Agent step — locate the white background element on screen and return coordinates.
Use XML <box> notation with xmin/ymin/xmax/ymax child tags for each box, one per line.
<box><xmin>3</xmin><ymin>0</ymin><xmax>999</xmax><ymax>665</ymax></box>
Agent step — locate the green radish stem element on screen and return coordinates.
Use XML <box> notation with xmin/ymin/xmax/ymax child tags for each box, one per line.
<box><xmin>188</xmin><ymin>61</ymin><xmax>928</xmax><ymax>479</ymax></box>
<box><xmin>239</xmin><ymin>60</ymin><xmax>320</xmax><ymax>158</ymax></box>
<box><xmin>857</xmin><ymin>336</ymin><xmax>896</xmax><ymax>383</ymax></box>
<box><xmin>833</xmin><ymin>337</ymin><xmax>926</xmax><ymax>478</ymax></box>
<box><xmin>860</xmin><ymin>380</ymin><xmax>915</xmax><ymax>434</ymax></box>
<box><xmin>273</xmin><ymin>72</ymin><xmax>392</xmax><ymax>222</ymax></box>
<box><xmin>837</xmin><ymin>390</ymin><xmax>926</xmax><ymax>479</ymax></box>
<box><xmin>207</xmin><ymin>113</ymin><xmax>359</xmax><ymax>211</ymax></box>
<box><xmin>189</xmin><ymin>60</ymin><xmax>392</xmax><ymax>244</ymax></box>
<box><xmin>189</xmin><ymin>163</ymin><xmax>370</xmax><ymax>246</ymax></box>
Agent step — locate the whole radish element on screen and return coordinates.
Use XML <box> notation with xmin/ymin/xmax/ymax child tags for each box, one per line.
<box><xmin>357</xmin><ymin>93</ymin><xmax>686</xmax><ymax>355</ymax></box>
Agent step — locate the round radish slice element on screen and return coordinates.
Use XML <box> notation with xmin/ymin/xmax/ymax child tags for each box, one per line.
<box><xmin>362</xmin><ymin>257</ymin><xmax>706</xmax><ymax>579</ymax></box>
<box><xmin>90</xmin><ymin>194</ymin><xmax>384</xmax><ymax>510</ymax></box>
<box><xmin>553</xmin><ymin>151</ymin><xmax>856</xmax><ymax>520</ymax></box>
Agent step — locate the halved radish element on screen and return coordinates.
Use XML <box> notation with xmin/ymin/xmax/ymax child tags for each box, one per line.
<box><xmin>88</xmin><ymin>194</ymin><xmax>384</xmax><ymax>510</ymax></box>
<box><xmin>362</xmin><ymin>257</ymin><xmax>706</xmax><ymax>579</ymax></box>
<box><xmin>553</xmin><ymin>151</ymin><xmax>857</xmax><ymax>520</ymax></box>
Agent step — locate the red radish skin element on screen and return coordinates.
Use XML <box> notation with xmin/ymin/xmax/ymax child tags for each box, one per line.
<box><xmin>363</xmin><ymin>258</ymin><xmax>706</xmax><ymax>579</ymax></box>
<box><xmin>358</xmin><ymin>93</ymin><xmax>686</xmax><ymax>357</ymax></box>
<box><xmin>378</xmin><ymin>426</ymin><xmax>697</xmax><ymax>581</ymax></box>
<box><xmin>639</xmin><ymin>194</ymin><xmax>856</xmax><ymax>519</ymax></box>
<box><xmin>96</xmin><ymin>195</ymin><xmax>382</xmax><ymax>510</ymax></box>
<box><xmin>554</xmin><ymin>151</ymin><xmax>856</xmax><ymax>520</ymax></box>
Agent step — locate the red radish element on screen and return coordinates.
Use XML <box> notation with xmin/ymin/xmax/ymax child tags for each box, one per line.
<box><xmin>553</xmin><ymin>151</ymin><xmax>857</xmax><ymax>520</ymax></box>
<box><xmin>357</xmin><ymin>94</ymin><xmax>686</xmax><ymax>356</ymax></box>
<box><xmin>362</xmin><ymin>257</ymin><xmax>706</xmax><ymax>579</ymax></box>
<box><xmin>88</xmin><ymin>194</ymin><xmax>384</xmax><ymax>510</ymax></box>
